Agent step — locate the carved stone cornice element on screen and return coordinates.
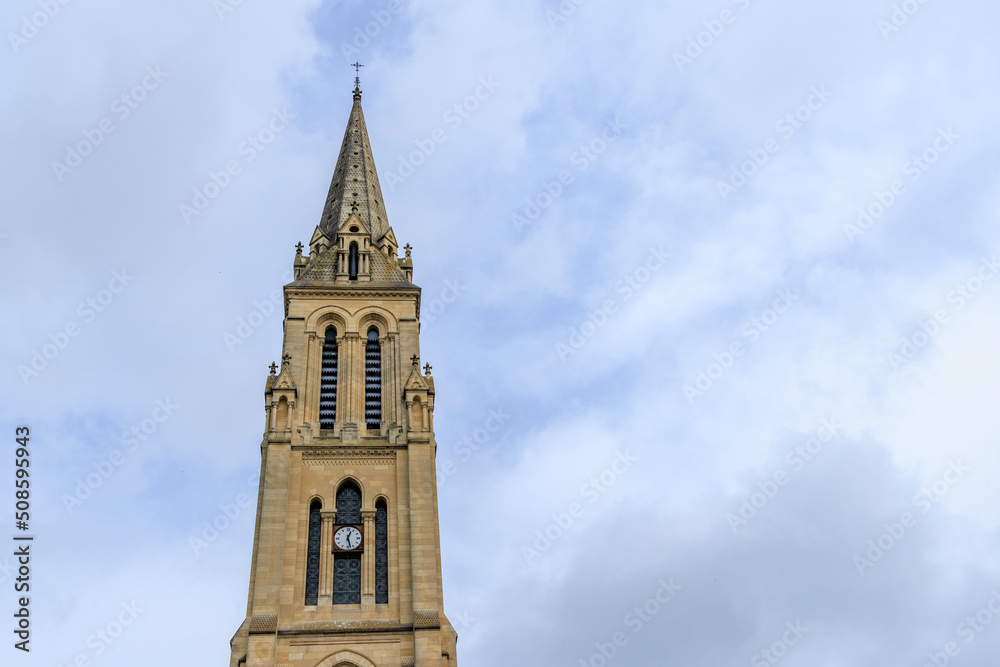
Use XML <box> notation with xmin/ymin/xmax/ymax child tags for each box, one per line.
<box><xmin>300</xmin><ymin>448</ymin><xmax>397</xmax><ymax>466</ymax></box>
<box><xmin>285</xmin><ymin>289</ymin><xmax>420</xmax><ymax>320</ymax></box>
<box><xmin>281</xmin><ymin>620</ymin><xmax>410</xmax><ymax>635</ymax></box>
<box><xmin>285</xmin><ymin>287</ymin><xmax>419</xmax><ymax>300</ymax></box>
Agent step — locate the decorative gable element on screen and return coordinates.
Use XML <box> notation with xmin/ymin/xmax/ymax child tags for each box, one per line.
<box><xmin>377</xmin><ymin>227</ymin><xmax>399</xmax><ymax>260</ymax></box>
<box><xmin>403</xmin><ymin>356</ymin><xmax>434</xmax><ymax>434</ymax></box>
<box><xmin>335</xmin><ymin>213</ymin><xmax>373</xmax><ymax>283</ymax></box>
<box><xmin>265</xmin><ymin>354</ymin><xmax>297</xmax><ymax>434</ymax></box>
<box><xmin>309</xmin><ymin>226</ymin><xmax>331</xmax><ymax>257</ymax></box>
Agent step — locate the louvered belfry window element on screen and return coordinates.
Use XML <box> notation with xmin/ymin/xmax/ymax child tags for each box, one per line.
<box><xmin>365</xmin><ymin>327</ymin><xmax>382</xmax><ymax>430</ymax></box>
<box><xmin>304</xmin><ymin>500</ymin><xmax>321</xmax><ymax>605</ymax></box>
<box><xmin>319</xmin><ymin>327</ymin><xmax>338</xmax><ymax>429</ymax></box>
<box><xmin>375</xmin><ymin>499</ymin><xmax>388</xmax><ymax>603</ymax></box>
<box><xmin>333</xmin><ymin>482</ymin><xmax>362</xmax><ymax>605</ymax></box>
<box><xmin>349</xmin><ymin>242</ymin><xmax>359</xmax><ymax>280</ymax></box>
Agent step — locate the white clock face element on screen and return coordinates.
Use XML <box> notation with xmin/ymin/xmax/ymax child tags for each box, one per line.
<box><xmin>334</xmin><ymin>526</ymin><xmax>362</xmax><ymax>550</ymax></box>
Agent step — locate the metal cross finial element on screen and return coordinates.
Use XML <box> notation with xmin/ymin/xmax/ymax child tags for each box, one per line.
<box><xmin>411</xmin><ymin>354</ymin><xmax>419</xmax><ymax>367</ymax></box>
<box><xmin>424</xmin><ymin>363</ymin><xmax>432</xmax><ymax>375</ymax></box>
<box><xmin>351</xmin><ymin>61</ymin><xmax>364</xmax><ymax>89</ymax></box>
<box><xmin>282</xmin><ymin>353</ymin><xmax>291</xmax><ymax>365</ymax></box>
<box><xmin>269</xmin><ymin>362</ymin><xmax>277</xmax><ymax>375</ymax></box>
<box><xmin>404</xmin><ymin>243</ymin><xmax>412</xmax><ymax>258</ymax></box>
<box><xmin>295</xmin><ymin>242</ymin><xmax>303</xmax><ymax>255</ymax></box>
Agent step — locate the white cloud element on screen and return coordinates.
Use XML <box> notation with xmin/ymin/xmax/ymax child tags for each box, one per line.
<box><xmin>3</xmin><ymin>0</ymin><xmax>1000</xmax><ymax>665</ymax></box>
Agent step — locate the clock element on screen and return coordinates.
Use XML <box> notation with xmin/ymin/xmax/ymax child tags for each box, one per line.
<box><xmin>333</xmin><ymin>525</ymin><xmax>363</xmax><ymax>551</ymax></box>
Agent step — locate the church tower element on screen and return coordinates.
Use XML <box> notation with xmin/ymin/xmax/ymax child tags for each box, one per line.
<box><xmin>228</xmin><ymin>81</ymin><xmax>459</xmax><ymax>667</ymax></box>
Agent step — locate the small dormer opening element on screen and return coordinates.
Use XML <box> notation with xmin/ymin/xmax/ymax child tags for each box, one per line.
<box><xmin>349</xmin><ymin>243</ymin><xmax>359</xmax><ymax>280</ymax></box>
<box><xmin>350</xmin><ymin>226</ymin><xmax>359</xmax><ymax>232</ymax></box>
<box><xmin>411</xmin><ymin>396</ymin><xmax>424</xmax><ymax>431</ymax></box>
<box><xmin>276</xmin><ymin>396</ymin><xmax>289</xmax><ymax>431</ymax></box>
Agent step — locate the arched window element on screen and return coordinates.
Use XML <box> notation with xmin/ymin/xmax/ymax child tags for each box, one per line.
<box><xmin>349</xmin><ymin>242</ymin><xmax>359</xmax><ymax>280</ymax></box>
<box><xmin>276</xmin><ymin>396</ymin><xmax>288</xmax><ymax>431</ymax></box>
<box><xmin>334</xmin><ymin>482</ymin><xmax>362</xmax><ymax>604</ymax></box>
<box><xmin>319</xmin><ymin>327</ymin><xmax>338</xmax><ymax>429</ymax></box>
<box><xmin>304</xmin><ymin>499</ymin><xmax>321</xmax><ymax>605</ymax></box>
<box><xmin>365</xmin><ymin>327</ymin><xmax>381</xmax><ymax>430</ymax></box>
<box><xmin>410</xmin><ymin>396</ymin><xmax>423</xmax><ymax>431</ymax></box>
<box><xmin>375</xmin><ymin>499</ymin><xmax>388</xmax><ymax>604</ymax></box>
<box><xmin>337</xmin><ymin>481</ymin><xmax>362</xmax><ymax>523</ymax></box>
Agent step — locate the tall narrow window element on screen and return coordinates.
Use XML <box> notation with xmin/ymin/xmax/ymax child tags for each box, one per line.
<box><xmin>276</xmin><ymin>396</ymin><xmax>288</xmax><ymax>431</ymax></box>
<box><xmin>410</xmin><ymin>396</ymin><xmax>423</xmax><ymax>431</ymax></box>
<box><xmin>375</xmin><ymin>499</ymin><xmax>388</xmax><ymax>603</ymax></box>
<box><xmin>365</xmin><ymin>327</ymin><xmax>381</xmax><ymax>430</ymax></box>
<box><xmin>333</xmin><ymin>482</ymin><xmax>362</xmax><ymax>604</ymax></box>
<box><xmin>349</xmin><ymin>242</ymin><xmax>359</xmax><ymax>280</ymax></box>
<box><xmin>304</xmin><ymin>500</ymin><xmax>321</xmax><ymax>605</ymax></box>
<box><xmin>319</xmin><ymin>327</ymin><xmax>338</xmax><ymax>429</ymax></box>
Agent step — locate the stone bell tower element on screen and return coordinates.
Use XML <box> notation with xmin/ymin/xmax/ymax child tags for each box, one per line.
<box><xmin>228</xmin><ymin>80</ymin><xmax>459</xmax><ymax>667</ymax></box>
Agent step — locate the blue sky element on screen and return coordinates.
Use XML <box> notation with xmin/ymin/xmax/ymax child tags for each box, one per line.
<box><xmin>2</xmin><ymin>0</ymin><xmax>1000</xmax><ymax>665</ymax></box>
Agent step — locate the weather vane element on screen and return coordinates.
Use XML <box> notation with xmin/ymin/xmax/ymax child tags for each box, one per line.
<box><xmin>351</xmin><ymin>61</ymin><xmax>364</xmax><ymax>90</ymax></box>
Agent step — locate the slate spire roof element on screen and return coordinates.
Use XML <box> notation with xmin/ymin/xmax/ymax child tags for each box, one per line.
<box><xmin>318</xmin><ymin>84</ymin><xmax>391</xmax><ymax>245</ymax></box>
<box><xmin>290</xmin><ymin>84</ymin><xmax>412</xmax><ymax>289</ymax></box>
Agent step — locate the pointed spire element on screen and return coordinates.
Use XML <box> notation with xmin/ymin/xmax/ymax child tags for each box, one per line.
<box><xmin>318</xmin><ymin>80</ymin><xmax>390</xmax><ymax>244</ymax></box>
<box><xmin>351</xmin><ymin>61</ymin><xmax>364</xmax><ymax>99</ymax></box>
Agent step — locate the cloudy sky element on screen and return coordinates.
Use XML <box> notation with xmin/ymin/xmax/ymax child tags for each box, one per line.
<box><xmin>3</xmin><ymin>0</ymin><xmax>1000</xmax><ymax>665</ymax></box>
